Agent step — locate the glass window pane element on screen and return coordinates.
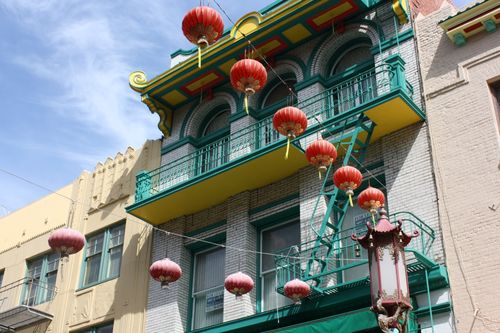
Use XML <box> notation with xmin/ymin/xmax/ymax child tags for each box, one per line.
<box><xmin>106</xmin><ymin>246</ymin><xmax>122</xmax><ymax>279</ymax></box>
<box><xmin>44</xmin><ymin>271</ymin><xmax>57</xmax><ymax>302</ymax></box>
<box><xmin>261</xmin><ymin>221</ymin><xmax>300</xmax><ymax>272</ymax></box>
<box><xmin>109</xmin><ymin>225</ymin><xmax>125</xmax><ymax>248</ymax></box>
<box><xmin>193</xmin><ymin>247</ymin><xmax>225</xmax><ymax>330</ymax></box>
<box><xmin>262</xmin><ymin>272</ymin><xmax>293</xmax><ymax>311</ymax></box>
<box><xmin>194</xmin><ymin>247</ymin><xmax>225</xmax><ymax>292</ymax></box>
<box><xmin>0</xmin><ymin>271</ymin><xmax>3</xmax><ymax>287</ymax></box>
<box><xmin>84</xmin><ymin>253</ymin><xmax>102</xmax><ymax>285</ymax></box>
<box><xmin>87</xmin><ymin>233</ymin><xmax>104</xmax><ymax>257</ymax></box>
<box><xmin>262</xmin><ymin>80</ymin><xmax>296</xmax><ymax>107</ymax></box>
<box><xmin>96</xmin><ymin>323</ymin><xmax>113</xmax><ymax>333</ymax></box>
<box><xmin>27</xmin><ymin>259</ymin><xmax>43</xmax><ymax>278</ymax></box>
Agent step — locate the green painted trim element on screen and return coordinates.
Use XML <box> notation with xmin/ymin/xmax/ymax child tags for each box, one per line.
<box><xmin>161</xmin><ymin>136</ymin><xmax>197</xmax><ymax>155</ymax></box>
<box><xmin>484</xmin><ymin>19</ymin><xmax>496</xmax><ymax>33</ymax></box>
<box><xmin>74</xmin><ymin>321</ymin><xmax>114</xmax><ymax>333</ymax></box>
<box><xmin>453</xmin><ymin>33</ymin><xmax>467</xmax><ymax>47</ymax></box>
<box><xmin>79</xmin><ymin>223</ymin><xmax>125</xmax><ymax>289</ymax></box>
<box><xmin>249</xmin><ymin>193</ymin><xmax>299</xmax><ymax>216</ymax></box>
<box><xmin>186</xmin><ymin>251</ymin><xmax>195</xmax><ymax>332</ymax></box>
<box><xmin>370</xmin><ymin>28</ymin><xmax>414</xmax><ymax>55</ymax></box>
<box><xmin>258</xmin><ymin>73</ymin><xmax>297</xmax><ymax>110</ymax></box>
<box><xmin>197</xmin><ymin>128</ymin><xmax>230</xmax><ymax>147</ymax></box>
<box><xmin>259</xmin><ymin>0</ymin><xmax>288</xmax><ymax>15</ymax></box>
<box><xmin>185</xmin><ymin>232</ymin><xmax>227</xmax><ymax>252</ymax></box>
<box><xmin>184</xmin><ymin>220</ymin><xmax>227</xmax><ymax>238</ymax></box>
<box><xmin>75</xmin><ymin>276</ymin><xmax>119</xmax><ymax>292</ymax></box>
<box><xmin>251</xmin><ymin>206</ymin><xmax>300</xmax><ymax>229</ymax></box>
<box><xmin>274</xmin><ymin>55</ymin><xmax>307</xmax><ymax>80</ymax></box>
<box><xmin>255</xmin><ymin>232</ymin><xmax>262</xmax><ymax>313</ymax></box>
<box><xmin>326</xmin><ymin>59</ymin><xmax>374</xmax><ymax>86</ymax></box>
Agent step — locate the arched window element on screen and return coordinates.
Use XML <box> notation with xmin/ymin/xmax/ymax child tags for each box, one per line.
<box><xmin>198</xmin><ymin>107</ymin><xmax>230</xmax><ymax>174</ymax></box>
<box><xmin>261</xmin><ymin>78</ymin><xmax>297</xmax><ymax>108</ymax></box>
<box><xmin>200</xmin><ymin>108</ymin><xmax>230</xmax><ymax>137</ymax></box>
<box><xmin>329</xmin><ymin>43</ymin><xmax>375</xmax><ymax>116</ymax></box>
<box><xmin>331</xmin><ymin>44</ymin><xmax>373</xmax><ymax>75</ymax></box>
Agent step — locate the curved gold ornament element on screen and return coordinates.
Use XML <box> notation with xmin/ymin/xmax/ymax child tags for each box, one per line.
<box><xmin>129</xmin><ymin>71</ymin><xmax>149</xmax><ymax>92</ymax></box>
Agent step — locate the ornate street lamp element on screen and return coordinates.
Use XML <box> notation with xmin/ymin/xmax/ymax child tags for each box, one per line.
<box><xmin>352</xmin><ymin>207</ymin><xmax>419</xmax><ymax>333</ymax></box>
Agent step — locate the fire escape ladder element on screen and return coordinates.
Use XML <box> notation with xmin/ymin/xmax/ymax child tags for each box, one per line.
<box><xmin>304</xmin><ymin>115</ymin><xmax>375</xmax><ymax>288</ymax></box>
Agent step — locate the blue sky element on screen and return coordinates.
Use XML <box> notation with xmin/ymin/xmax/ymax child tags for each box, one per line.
<box><xmin>0</xmin><ymin>0</ymin><xmax>475</xmax><ymax>215</ymax></box>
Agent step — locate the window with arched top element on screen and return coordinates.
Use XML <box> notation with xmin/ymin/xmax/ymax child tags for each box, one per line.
<box><xmin>198</xmin><ymin>106</ymin><xmax>231</xmax><ymax>174</ymax></box>
<box><xmin>331</xmin><ymin>44</ymin><xmax>373</xmax><ymax>75</ymax></box>
<box><xmin>328</xmin><ymin>42</ymin><xmax>376</xmax><ymax>116</ymax></box>
<box><xmin>200</xmin><ymin>108</ymin><xmax>230</xmax><ymax>137</ymax></box>
<box><xmin>261</xmin><ymin>78</ymin><xmax>297</xmax><ymax>108</ymax></box>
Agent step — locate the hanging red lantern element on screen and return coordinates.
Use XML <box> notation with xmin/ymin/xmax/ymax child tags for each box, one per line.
<box><xmin>230</xmin><ymin>58</ymin><xmax>267</xmax><ymax>114</ymax></box>
<box><xmin>358</xmin><ymin>186</ymin><xmax>385</xmax><ymax>223</ymax></box>
<box><xmin>333</xmin><ymin>166</ymin><xmax>363</xmax><ymax>207</ymax></box>
<box><xmin>224</xmin><ymin>272</ymin><xmax>254</xmax><ymax>297</ymax></box>
<box><xmin>182</xmin><ymin>6</ymin><xmax>224</xmax><ymax>68</ymax></box>
<box><xmin>149</xmin><ymin>258</ymin><xmax>182</xmax><ymax>288</ymax></box>
<box><xmin>273</xmin><ymin>106</ymin><xmax>308</xmax><ymax>160</ymax></box>
<box><xmin>284</xmin><ymin>279</ymin><xmax>310</xmax><ymax>304</ymax></box>
<box><xmin>48</xmin><ymin>228</ymin><xmax>85</xmax><ymax>259</ymax></box>
<box><xmin>305</xmin><ymin>139</ymin><xmax>337</xmax><ymax>179</ymax></box>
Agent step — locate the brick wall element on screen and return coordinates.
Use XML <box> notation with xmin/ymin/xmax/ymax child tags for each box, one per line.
<box><xmin>416</xmin><ymin>3</ymin><xmax>500</xmax><ymax>332</ymax></box>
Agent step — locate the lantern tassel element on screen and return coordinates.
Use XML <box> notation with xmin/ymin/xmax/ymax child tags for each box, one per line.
<box><xmin>318</xmin><ymin>170</ymin><xmax>322</xmax><ymax>180</ymax></box>
<box><xmin>371</xmin><ymin>213</ymin><xmax>376</xmax><ymax>225</ymax></box>
<box><xmin>285</xmin><ymin>138</ymin><xmax>290</xmax><ymax>160</ymax></box>
<box><xmin>198</xmin><ymin>46</ymin><xmax>202</xmax><ymax>68</ymax></box>
<box><xmin>348</xmin><ymin>194</ymin><xmax>353</xmax><ymax>207</ymax></box>
<box><xmin>244</xmin><ymin>95</ymin><xmax>249</xmax><ymax>115</ymax></box>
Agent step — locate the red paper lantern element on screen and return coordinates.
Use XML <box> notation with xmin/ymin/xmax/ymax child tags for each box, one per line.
<box><xmin>182</xmin><ymin>6</ymin><xmax>224</xmax><ymax>68</ymax></box>
<box><xmin>273</xmin><ymin>106</ymin><xmax>308</xmax><ymax>160</ymax></box>
<box><xmin>305</xmin><ymin>139</ymin><xmax>337</xmax><ymax>179</ymax></box>
<box><xmin>284</xmin><ymin>279</ymin><xmax>310</xmax><ymax>304</ymax></box>
<box><xmin>230</xmin><ymin>59</ymin><xmax>267</xmax><ymax>114</ymax></box>
<box><xmin>358</xmin><ymin>186</ymin><xmax>385</xmax><ymax>221</ymax></box>
<box><xmin>149</xmin><ymin>258</ymin><xmax>182</xmax><ymax>288</ymax></box>
<box><xmin>333</xmin><ymin>166</ymin><xmax>363</xmax><ymax>207</ymax></box>
<box><xmin>48</xmin><ymin>228</ymin><xmax>85</xmax><ymax>258</ymax></box>
<box><xmin>224</xmin><ymin>272</ymin><xmax>254</xmax><ymax>297</ymax></box>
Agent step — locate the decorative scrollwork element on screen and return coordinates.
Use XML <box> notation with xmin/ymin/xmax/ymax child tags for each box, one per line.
<box><xmin>129</xmin><ymin>71</ymin><xmax>148</xmax><ymax>92</ymax></box>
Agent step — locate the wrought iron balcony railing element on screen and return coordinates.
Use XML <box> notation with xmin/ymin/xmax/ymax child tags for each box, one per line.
<box><xmin>135</xmin><ymin>55</ymin><xmax>414</xmax><ymax>203</ymax></box>
<box><xmin>0</xmin><ymin>278</ymin><xmax>57</xmax><ymax>313</ymax></box>
<box><xmin>273</xmin><ymin>211</ymin><xmax>435</xmax><ymax>296</ymax></box>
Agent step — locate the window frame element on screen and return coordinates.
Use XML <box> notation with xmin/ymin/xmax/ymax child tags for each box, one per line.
<box><xmin>79</xmin><ymin>223</ymin><xmax>125</xmax><ymax>289</ymax></box>
<box><xmin>22</xmin><ymin>252</ymin><xmax>59</xmax><ymax>306</ymax></box>
<box><xmin>0</xmin><ymin>269</ymin><xmax>4</xmax><ymax>288</ymax></box>
<box><xmin>74</xmin><ymin>321</ymin><xmax>113</xmax><ymax>333</ymax></box>
<box><xmin>190</xmin><ymin>245</ymin><xmax>226</xmax><ymax>331</ymax></box>
<box><xmin>258</xmin><ymin>218</ymin><xmax>300</xmax><ymax>313</ymax></box>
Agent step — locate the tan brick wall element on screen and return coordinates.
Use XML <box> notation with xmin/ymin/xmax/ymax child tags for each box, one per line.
<box><xmin>416</xmin><ymin>3</ymin><xmax>500</xmax><ymax>332</ymax></box>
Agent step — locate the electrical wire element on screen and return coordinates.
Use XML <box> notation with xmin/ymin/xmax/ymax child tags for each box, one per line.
<box><xmin>0</xmin><ymin>167</ymin><xmax>368</xmax><ymax>263</ymax></box>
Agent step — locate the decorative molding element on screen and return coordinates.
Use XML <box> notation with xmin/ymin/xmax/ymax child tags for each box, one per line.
<box><xmin>141</xmin><ymin>95</ymin><xmax>173</xmax><ymax>137</ymax></box>
<box><xmin>129</xmin><ymin>71</ymin><xmax>149</xmax><ymax>92</ymax></box>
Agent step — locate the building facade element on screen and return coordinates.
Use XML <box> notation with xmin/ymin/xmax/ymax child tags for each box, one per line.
<box><xmin>128</xmin><ymin>0</ymin><xmax>453</xmax><ymax>332</ymax></box>
<box><xmin>0</xmin><ymin>141</ymin><xmax>160</xmax><ymax>332</ymax></box>
<box><xmin>415</xmin><ymin>1</ymin><xmax>500</xmax><ymax>332</ymax></box>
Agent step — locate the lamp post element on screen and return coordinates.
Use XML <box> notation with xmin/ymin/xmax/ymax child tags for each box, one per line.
<box><xmin>352</xmin><ymin>207</ymin><xmax>419</xmax><ymax>333</ymax></box>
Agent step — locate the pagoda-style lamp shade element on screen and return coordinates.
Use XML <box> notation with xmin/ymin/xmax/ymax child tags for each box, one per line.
<box><xmin>305</xmin><ymin>139</ymin><xmax>337</xmax><ymax>179</ymax></box>
<box><xmin>149</xmin><ymin>258</ymin><xmax>182</xmax><ymax>289</ymax></box>
<box><xmin>273</xmin><ymin>106</ymin><xmax>308</xmax><ymax>160</ymax></box>
<box><xmin>48</xmin><ymin>228</ymin><xmax>85</xmax><ymax>259</ymax></box>
<box><xmin>351</xmin><ymin>208</ymin><xmax>419</xmax><ymax>333</ymax></box>
<box><xmin>224</xmin><ymin>272</ymin><xmax>254</xmax><ymax>297</ymax></box>
<box><xmin>358</xmin><ymin>186</ymin><xmax>385</xmax><ymax>223</ymax></box>
<box><xmin>333</xmin><ymin>166</ymin><xmax>363</xmax><ymax>207</ymax></box>
<box><xmin>182</xmin><ymin>6</ymin><xmax>224</xmax><ymax>68</ymax></box>
<box><xmin>230</xmin><ymin>59</ymin><xmax>268</xmax><ymax>114</ymax></box>
<box><xmin>284</xmin><ymin>279</ymin><xmax>310</xmax><ymax>305</ymax></box>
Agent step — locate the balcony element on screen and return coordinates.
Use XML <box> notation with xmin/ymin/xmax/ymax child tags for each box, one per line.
<box><xmin>0</xmin><ymin>278</ymin><xmax>55</xmax><ymax>332</ymax></box>
<box><xmin>127</xmin><ymin>54</ymin><xmax>424</xmax><ymax>224</ymax></box>
<box><xmin>274</xmin><ymin>211</ymin><xmax>437</xmax><ymax>297</ymax></box>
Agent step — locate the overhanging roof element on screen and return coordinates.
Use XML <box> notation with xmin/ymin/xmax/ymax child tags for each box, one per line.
<box><xmin>0</xmin><ymin>306</ymin><xmax>52</xmax><ymax>332</ymax></box>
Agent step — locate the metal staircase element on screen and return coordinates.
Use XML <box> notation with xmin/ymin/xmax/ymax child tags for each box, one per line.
<box><xmin>304</xmin><ymin>114</ymin><xmax>375</xmax><ymax>289</ymax></box>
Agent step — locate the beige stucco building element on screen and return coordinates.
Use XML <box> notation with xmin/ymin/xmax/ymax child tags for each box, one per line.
<box><xmin>415</xmin><ymin>0</ymin><xmax>500</xmax><ymax>332</ymax></box>
<box><xmin>0</xmin><ymin>140</ymin><xmax>160</xmax><ymax>332</ymax></box>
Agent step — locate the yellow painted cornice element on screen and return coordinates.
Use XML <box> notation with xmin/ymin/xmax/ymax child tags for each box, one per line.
<box><xmin>141</xmin><ymin>95</ymin><xmax>173</xmax><ymax>137</ymax></box>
